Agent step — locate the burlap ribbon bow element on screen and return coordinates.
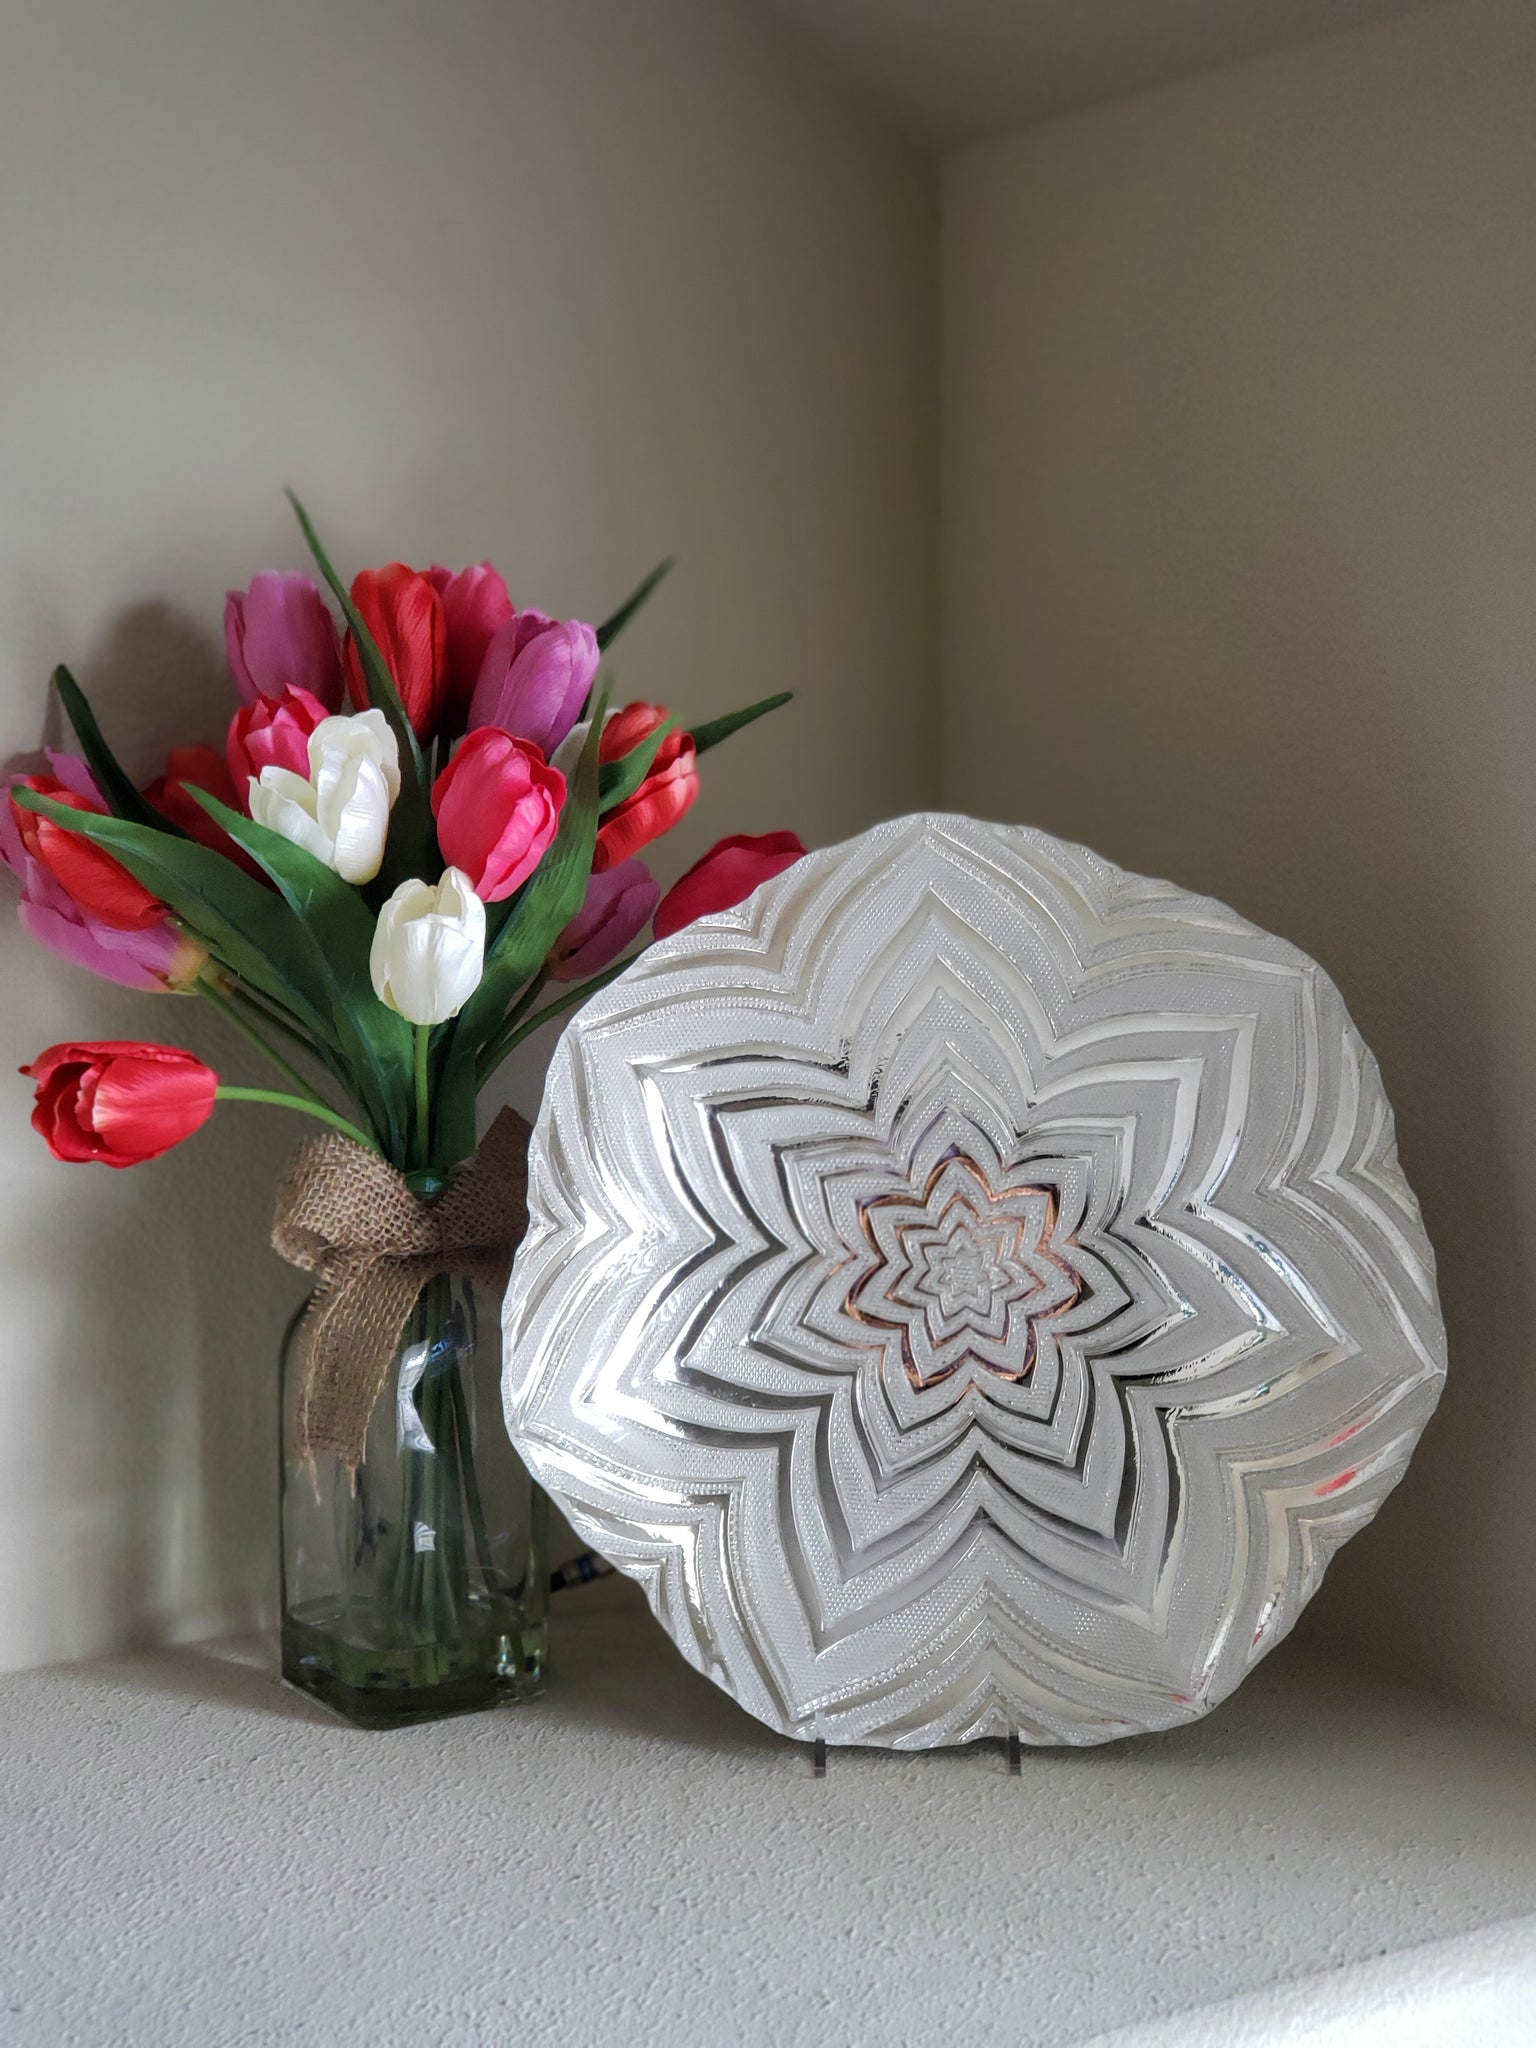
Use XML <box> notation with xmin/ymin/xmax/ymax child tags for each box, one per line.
<box><xmin>272</xmin><ymin>1105</ymin><xmax>533</xmax><ymax>1468</ymax></box>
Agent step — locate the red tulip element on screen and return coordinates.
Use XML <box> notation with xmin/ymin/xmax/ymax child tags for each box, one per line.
<box><xmin>653</xmin><ymin>831</ymin><xmax>807</xmax><ymax>939</ymax></box>
<box><xmin>343</xmin><ymin>564</ymin><xmax>447</xmax><ymax>742</ymax></box>
<box><xmin>144</xmin><ymin>745</ymin><xmax>260</xmax><ymax>876</ymax></box>
<box><xmin>9</xmin><ymin>776</ymin><xmax>165</xmax><ymax>931</ymax></box>
<box><xmin>22</xmin><ymin>1041</ymin><xmax>218</xmax><ymax>1166</ymax></box>
<box><xmin>593</xmin><ymin>703</ymin><xmax>699</xmax><ymax>872</ymax></box>
<box><xmin>0</xmin><ymin>757</ymin><xmax>204</xmax><ymax>991</ymax></box>
<box><xmin>432</xmin><ymin>728</ymin><xmax>566</xmax><ymax>902</ymax></box>
<box><xmin>226</xmin><ymin>685</ymin><xmax>332</xmax><ymax>802</ymax></box>
<box><xmin>426</xmin><ymin>564</ymin><xmax>515</xmax><ymax>731</ymax></box>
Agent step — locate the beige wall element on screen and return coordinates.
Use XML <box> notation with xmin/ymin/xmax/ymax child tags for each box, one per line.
<box><xmin>6</xmin><ymin>0</ymin><xmax>1523</xmax><ymax>1717</ymax></box>
<box><xmin>942</xmin><ymin>0</ymin><xmax>1536</xmax><ymax>1726</ymax></box>
<box><xmin>0</xmin><ymin>0</ymin><xmax>937</xmax><ymax>1669</ymax></box>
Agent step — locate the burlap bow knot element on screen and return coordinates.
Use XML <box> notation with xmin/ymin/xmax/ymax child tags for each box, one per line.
<box><xmin>272</xmin><ymin>1105</ymin><xmax>533</xmax><ymax>1468</ymax></box>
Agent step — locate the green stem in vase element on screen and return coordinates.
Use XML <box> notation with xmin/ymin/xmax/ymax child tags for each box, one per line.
<box><xmin>449</xmin><ymin>1359</ymin><xmax>495</xmax><ymax>1586</ymax></box>
<box><xmin>425</xmin><ymin>1354</ymin><xmax>464</xmax><ymax>1635</ymax></box>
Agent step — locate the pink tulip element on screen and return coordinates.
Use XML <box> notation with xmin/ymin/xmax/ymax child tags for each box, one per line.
<box><xmin>426</xmin><ymin>564</ymin><xmax>515</xmax><ymax>731</ymax></box>
<box><xmin>432</xmin><ymin>728</ymin><xmax>565</xmax><ymax>902</ymax></box>
<box><xmin>548</xmin><ymin>859</ymin><xmax>659</xmax><ymax>981</ymax></box>
<box><xmin>0</xmin><ymin>754</ymin><xmax>206</xmax><ymax>991</ymax></box>
<box><xmin>467</xmin><ymin>612</ymin><xmax>599</xmax><ymax>755</ymax></box>
<box><xmin>225</xmin><ymin>573</ymin><xmax>343</xmax><ymax>710</ymax></box>
<box><xmin>226</xmin><ymin>685</ymin><xmax>333</xmax><ymax>805</ymax></box>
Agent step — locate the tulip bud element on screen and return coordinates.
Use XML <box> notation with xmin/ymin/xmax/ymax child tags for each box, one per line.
<box><xmin>467</xmin><ymin>613</ymin><xmax>598</xmax><ymax>756</ymax></box>
<box><xmin>248</xmin><ymin>710</ymin><xmax>401</xmax><ymax>885</ymax></box>
<box><xmin>343</xmin><ymin>564</ymin><xmax>448</xmax><ymax>742</ymax></box>
<box><xmin>144</xmin><ymin>745</ymin><xmax>260</xmax><ymax>876</ymax></box>
<box><xmin>653</xmin><ymin>831</ymin><xmax>807</xmax><ymax>939</ymax></box>
<box><xmin>427</xmin><ymin>564</ymin><xmax>515</xmax><ymax>730</ymax></box>
<box><xmin>22</xmin><ymin>1041</ymin><xmax>218</xmax><ymax>1165</ymax></box>
<box><xmin>224</xmin><ymin>573</ymin><xmax>343</xmax><ymax>710</ymax></box>
<box><xmin>0</xmin><ymin>764</ymin><xmax>204</xmax><ymax>991</ymax></box>
<box><xmin>548</xmin><ymin>859</ymin><xmax>659</xmax><ymax>981</ymax></box>
<box><xmin>10</xmin><ymin>773</ymin><xmax>167</xmax><ymax>931</ymax></box>
<box><xmin>369</xmin><ymin>867</ymin><xmax>486</xmax><ymax>1025</ymax></box>
<box><xmin>593</xmin><ymin>703</ymin><xmax>699</xmax><ymax>872</ymax></box>
<box><xmin>432</xmin><ymin>728</ymin><xmax>565</xmax><ymax>902</ymax></box>
<box><xmin>227</xmin><ymin>686</ymin><xmax>333</xmax><ymax>801</ymax></box>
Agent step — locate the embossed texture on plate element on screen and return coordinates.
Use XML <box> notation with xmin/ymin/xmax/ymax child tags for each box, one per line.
<box><xmin>504</xmin><ymin>816</ymin><xmax>1446</xmax><ymax>1747</ymax></box>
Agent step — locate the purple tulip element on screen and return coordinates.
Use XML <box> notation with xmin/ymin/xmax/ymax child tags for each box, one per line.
<box><xmin>1</xmin><ymin>755</ymin><xmax>206</xmax><ymax>990</ymax></box>
<box><xmin>467</xmin><ymin>612</ymin><xmax>599</xmax><ymax>756</ymax></box>
<box><xmin>548</xmin><ymin>859</ymin><xmax>659</xmax><ymax>982</ymax></box>
<box><xmin>224</xmin><ymin>572</ymin><xmax>343</xmax><ymax>710</ymax></box>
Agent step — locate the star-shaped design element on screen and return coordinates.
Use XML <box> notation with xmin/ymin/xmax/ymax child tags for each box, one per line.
<box><xmin>851</xmin><ymin>1152</ymin><xmax>1084</xmax><ymax>1388</ymax></box>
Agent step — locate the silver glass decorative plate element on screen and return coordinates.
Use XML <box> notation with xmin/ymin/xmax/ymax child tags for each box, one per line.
<box><xmin>504</xmin><ymin>816</ymin><xmax>1446</xmax><ymax>1747</ymax></box>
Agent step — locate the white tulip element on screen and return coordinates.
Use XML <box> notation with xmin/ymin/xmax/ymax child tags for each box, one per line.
<box><xmin>549</xmin><ymin>705</ymin><xmax>619</xmax><ymax>782</ymax></box>
<box><xmin>369</xmin><ymin>867</ymin><xmax>487</xmax><ymax>1026</ymax></box>
<box><xmin>548</xmin><ymin>717</ymin><xmax>593</xmax><ymax>782</ymax></box>
<box><xmin>248</xmin><ymin>710</ymin><xmax>402</xmax><ymax>885</ymax></box>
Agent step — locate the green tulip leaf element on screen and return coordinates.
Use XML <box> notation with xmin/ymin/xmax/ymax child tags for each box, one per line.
<box><xmin>597</xmin><ymin>714</ymin><xmax>676</xmax><ymax>813</ymax></box>
<box><xmin>595</xmin><ymin>557</ymin><xmax>675</xmax><ymax>653</ymax></box>
<box><xmin>187</xmin><ymin>790</ymin><xmax>415</xmax><ymax>1159</ymax></box>
<box><xmin>688</xmin><ymin>691</ymin><xmax>793</xmax><ymax>755</ymax></box>
<box><xmin>284</xmin><ymin>489</ymin><xmax>434</xmax><ymax>886</ymax></box>
<box><xmin>51</xmin><ymin>666</ymin><xmax>185</xmax><ymax>834</ymax></box>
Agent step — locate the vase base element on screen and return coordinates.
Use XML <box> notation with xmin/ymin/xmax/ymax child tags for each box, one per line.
<box><xmin>282</xmin><ymin>1605</ymin><xmax>546</xmax><ymax>1728</ymax></box>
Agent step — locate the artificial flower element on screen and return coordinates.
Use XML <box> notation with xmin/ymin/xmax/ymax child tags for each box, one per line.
<box><xmin>426</xmin><ymin>564</ymin><xmax>515</xmax><ymax>730</ymax></box>
<box><xmin>548</xmin><ymin>859</ymin><xmax>659</xmax><ymax>981</ymax></box>
<box><xmin>548</xmin><ymin>709</ymin><xmax>604</xmax><ymax>782</ymax></box>
<box><xmin>224</xmin><ymin>572</ymin><xmax>343</xmax><ymax>710</ymax></box>
<box><xmin>144</xmin><ymin>744</ymin><xmax>259</xmax><ymax>875</ymax></box>
<box><xmin>248</xmin><ymin>710</ymin><xmax>401</xmax><ymax>885</ymax></box>
<box><xmin>145</xmin><ymin>746</ymin><xmax>242</xmax><ymax>842</ymax></box>
<box><xmin>369</xmin><ymin>868</ymin><xmax>486</xmax><ymax>1026</ymax></box>
<box><xmin>343</xmin><ymin>564</ymin><xmax>447</xmax><ymax>741</ymax></box>
<box><xmin>431</xmin><ymin>728</ymin><xmax>565</xmax><ymax>902</ymax></box>
<box><xmin>22</xmin><ymin>1041</ymin><xmax>218</xmax><ymax>1166</ymax></box>
<box><xmin>593</xmin><ymin>702</ymin><xmax>699</xmax><ymax>871</ymax></box>
<box><xmin>9</xmin><ymin>771</ymin><xmax>166</xmax><ymax>931</ymax></box>
<box><xmin>467</xmin><ymin>611</ymin><xmax>598</xmax><ymax>756</ymax></box>
<box><xmin>226</xmin><ymin>686</ymin><xmax>333</xmax><ymax>801</ymax></box>
<box><xmin>17</xmin><ymin>886</ymin><xmax>202</xmax><ymax>989</ymax></box>
<box><xmin>653</xmin><ymin>831</ymin><xmax>807</xmax><ymax>939</ymax></box>
<box><xmin>0</xmin><ymin>770</ymin><xmax>204</xmax><ymax>991</ymax></box>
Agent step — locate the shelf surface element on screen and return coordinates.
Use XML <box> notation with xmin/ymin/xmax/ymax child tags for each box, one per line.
<box><xmin>4</xmin><ymin>1578</ymin><xmax>1536</xmax><ymax>2046</ymax></box>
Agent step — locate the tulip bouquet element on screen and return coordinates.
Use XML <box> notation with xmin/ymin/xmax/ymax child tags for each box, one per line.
<box><xmin>5</xmin><ymin>493</ymin><xmax>801</xmax><ymax>1722</ymax></box>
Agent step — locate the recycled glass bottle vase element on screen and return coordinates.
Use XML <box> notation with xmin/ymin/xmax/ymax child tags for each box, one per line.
<box><xmin>280</xmin><ymin>1272</ymin><xmax>547</xmax><ymax>1727</ymax></box>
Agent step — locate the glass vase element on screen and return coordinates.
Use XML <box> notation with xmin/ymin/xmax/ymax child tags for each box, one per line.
<box><xmin>280</xmin><ymin>1272</ymin><xmax>548</xmax><ymax>1727</ymax></box>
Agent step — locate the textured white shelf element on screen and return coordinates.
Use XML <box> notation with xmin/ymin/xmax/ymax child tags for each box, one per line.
<box><xmin>4</xmin><ymin>1578</ymin><xmax>1535</xmax><ymax>2047</ymax></box>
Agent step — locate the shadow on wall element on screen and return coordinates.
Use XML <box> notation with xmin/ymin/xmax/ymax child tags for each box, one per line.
<box><xmin>4</xmin><ymin>602</ymin><xmax>307</xmax><ymax>1665</ymax></box>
